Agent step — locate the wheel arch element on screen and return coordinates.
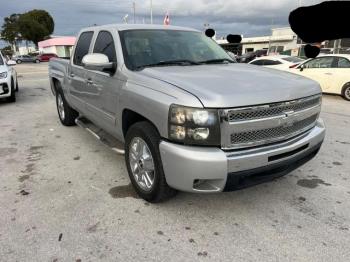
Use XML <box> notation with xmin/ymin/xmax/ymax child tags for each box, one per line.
<box><xmin>341</xmin><ymin>82</ymin><xmax>350</xmax><ymax>100</ymax></box>
<box><xmin>122</xmin><ymin>109</ymin><xmax>161</xmax><ymax>138</ymax></box>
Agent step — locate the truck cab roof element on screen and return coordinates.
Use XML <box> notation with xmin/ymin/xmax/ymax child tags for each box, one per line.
<box><xmin>79</xmin><ymin>24</ymin><xmax>199</xmax><ymax>33</ymax></box>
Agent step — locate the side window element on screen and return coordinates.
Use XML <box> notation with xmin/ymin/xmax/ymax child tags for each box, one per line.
<box><xmin>264</xmin><ymin>60</ymin><xmax>282</xmax><ymax>66</ymax></box>
<box><xmin>304</xmin><ymin>57</ymin><xmax>334</xmax><ymax>68</ymax></box>
<box><xmin>93</xmin><ymin>31</ymin><xmax>117</xmax><ymax>63</ymax></box>
<box><xmin>73</xmin><ymin>31</ymin><xmax>94</xmax><ymax>66</ymax></box>
<box><xmin>250</xmin><ymin>60</ymin><xmax>263</xmax><ymax>66</ymax></box>
<box><xmin>337</xmin><ymin>57</ymin><xmax>350</xmax><ymax>68</ymax></box>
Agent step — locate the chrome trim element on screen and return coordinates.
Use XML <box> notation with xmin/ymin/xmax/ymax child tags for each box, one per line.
<box><xmin>227</xmin><ymin>94</ymin><xmax>321</xmax><ymax>122</ymax></box>
<box><xmin>228</xmin><ymin>105</ymin><xmax>320</xmax><ymax>133</ymax></box>
<box><xmin>221</xmin><ymin>95</ymin><xmax>322</xmax><ymax>149</ymax></box>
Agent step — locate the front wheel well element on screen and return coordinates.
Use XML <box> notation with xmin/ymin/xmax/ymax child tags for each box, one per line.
<box><xmin>122</xmin><ymin>109</ymin><xmax>159</xmax><ymax>138</ymax></box>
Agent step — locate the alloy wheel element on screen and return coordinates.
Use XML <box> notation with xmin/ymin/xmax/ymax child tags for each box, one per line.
<box><xmin>128</xmin><ymin>137</ymin><xmax>155</xmax><ymax>191</ymax></box>
<box><xmin>57</xmin><ymin>94</ymin><xmax>65</xmax><ymax>120</ymax></box>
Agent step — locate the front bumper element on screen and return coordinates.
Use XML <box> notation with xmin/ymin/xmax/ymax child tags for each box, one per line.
<box><xmin>159</xmin><ymin>119</ymin><xmax>325</xmax><ymax>193</ymax></box>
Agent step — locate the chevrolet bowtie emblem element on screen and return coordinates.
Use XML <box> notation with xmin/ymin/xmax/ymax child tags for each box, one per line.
<box><xmin>281</xmin><ymin>110</ymin><xmax>295</xmax><ymax>127</ymax></box>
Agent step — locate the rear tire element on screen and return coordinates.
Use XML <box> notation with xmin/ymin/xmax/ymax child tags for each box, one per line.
<box><xmin>341</xmin><ymin>83</ymin><xmax>350</xmax><ymax>101</ymax></box>
<box><xmin>35</xmin><ymin>59</ymin><xmax>40</xmax><ymax>63</ymax></box>
<box><xmin>7</xmin><ymin>80</ymin><xmax>16</xmax><ymax>103</ymax></box>
<box><xmin>15</xmin><ymin>77</ymin><xmax>19</xmax><ymax>92</ymax></box>
<box><xmin>55</xmin><ymin>83</ymin><xmax>78</xmax><ymax>126</ymax></box>
<box><xmin>125</xmin><ymin>121</ymin><xmax>177</xmax><ymax>203</ymax></box>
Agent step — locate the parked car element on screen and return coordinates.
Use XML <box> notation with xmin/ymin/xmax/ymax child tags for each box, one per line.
<box><xmin>249</xmin><ymin>55</ymin><xmax>305</xmax><ymax>71</ymax></box>
<box><xmin>0</xmin><ymin>51</ymin><xmax>18</xmax><ymax>102</ymax></box>
<box><xmin>237</xmin><ymin>52</ymin><xmax>256</xmax><ymax>63</ymax></box>
<box><xmin>49</xmin><ymin>24</ymin><xmax>325</xmax><ymax>202</ymax></box>
<box><xmin>14</xmin><ymin>55</ymin><xmax>40</xmax><ymax>64</ymax></box>
<box><xmin>237</xmin><ymin>49</ymin><xmax>267</xmax><ymax>63</ymax></box>
<box><xmin>291</xmin><ymin>54</ymin><xmax>350</xmax><ymax>101</ymax></box>
<box><xmin>38</xmin><ymin>53</ymin><xmax>58</xmax><ymax>62</ymax></box>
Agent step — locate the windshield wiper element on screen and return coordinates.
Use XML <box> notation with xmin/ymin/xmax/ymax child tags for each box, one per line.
<box><xmin>136</xmin><ymin>59</ymin><xmax>200</xmax><ymax>70</ymax></box>
<box><xmin>199</xmin><ymin>58</ymin><xmax>235</xmax><ymax>64</ymax></box>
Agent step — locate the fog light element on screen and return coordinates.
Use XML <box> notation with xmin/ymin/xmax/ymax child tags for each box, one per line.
<box><xmin>170</xmin><ymin>125</ymin><xmax>186</xmax><ymax>140</ymax></box>
<box><xmin>188</xmin><ymin>128</ymin><xmax>210</xmax><ymax>140</ymax></box>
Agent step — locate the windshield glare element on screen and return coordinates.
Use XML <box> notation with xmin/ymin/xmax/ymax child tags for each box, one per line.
<box><xmin>119</xmin><ymin>30</ymin><xmax>233</xmax><ymax>70</ymax></box>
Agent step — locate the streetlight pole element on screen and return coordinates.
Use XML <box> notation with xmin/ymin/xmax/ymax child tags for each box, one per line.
<box><xmin>150</xmin><ymin>0</ymin><xmax>153</xmax><ymax>24</ymax></box>
<box><xmin>133</xmin><ymin>2</ymin><xmax>136</xmax><ymax>24</ymax></box>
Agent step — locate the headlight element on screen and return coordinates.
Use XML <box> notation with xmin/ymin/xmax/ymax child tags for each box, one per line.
<box><xmin>0</xmin><ymin>72</ymin><xmax>7</xmax><ymax>79</ymax></box>
<box><xmin>168</xmin><ymin>105</ymin><xmax>221</xmax><ymax>146</ymax></box>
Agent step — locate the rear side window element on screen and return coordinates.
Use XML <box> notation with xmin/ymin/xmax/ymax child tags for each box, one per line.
<box><xmin>282</xmin><ymin>57</ymin><xmax>304</xmax><ymax>63</ymax></box>
<box><xmin>93</xmin><ymin>31</ymin><xmax>117</xmax><ymax>62</ymax></box>
<box><xmin>264</xmin><ymin>60</ymin><xmax>282</xmax><ymax>66</ymax></box>
<box><xmin>73</xmin><ymin>31</ymin><xmax>94</xmax><ymax>66</ymax></box>
<box><xmin>250</xmin><ymin>60</ymin><xmax>263</xmax><ymax>66</ymax></box>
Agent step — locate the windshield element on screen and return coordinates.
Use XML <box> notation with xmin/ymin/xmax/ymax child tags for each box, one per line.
<box><xmin>282</xmin><ymin>57</ymin><xmax>304</xmax><ymax>63</ymax></box>
<box><xmin>119</xmin><ymin>29</ymin><xmax>233</xmax><ymax>70</ymax></box>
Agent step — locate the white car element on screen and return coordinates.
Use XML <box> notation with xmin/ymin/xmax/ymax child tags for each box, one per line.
<box><xmin>249</xmin><ymin>55</ymin><xmax>305</xmax><ymax>71</ymax></box>
<box><xmin>0</xmin><ymin>52</ymin><xmax>18</xmax><ymax>102</ymax></box>
<box><xmin>291</xmin><ymin>54</ymin><xmax>350</xmax><ymax>101</ymax></box>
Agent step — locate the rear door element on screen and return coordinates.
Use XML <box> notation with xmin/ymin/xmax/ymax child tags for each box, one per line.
<box><xmin>84</xmin><ymin>30</ymin><xmax>121</xmax><ymax>135</ymax></box>
<box><xmin>67</xmin><ymin>31</ymin><xmax>94</xmax><ymax>114</ymax></box>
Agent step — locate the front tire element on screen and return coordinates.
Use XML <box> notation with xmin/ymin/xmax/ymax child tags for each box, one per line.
<box><xmin>35</xmin><ymin>59</ymin><xmax>40</xmax><ymax>63</ymax></box>
<box><xmin>16</xmin><ymin>60</ymin><xmax>22</xmax><ymax>64</ymax></box>
<box><xmin>125</xmin><ymin>121</ymin><xmax>177</xmax><ymax>203</ymax></box>
<box><xmin>341</xmin><ymin>83</ymin><xmax>350</xmax><ymax>101</ymax></box>
<box><xmin>55</xmin><ymin>85</ymin><xmax>78</xmax><ymax>126</ymax></box>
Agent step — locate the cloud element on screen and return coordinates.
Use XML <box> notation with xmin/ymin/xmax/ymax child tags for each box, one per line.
<box><xmin>0</xmin><ymin>0</ymin><xmax>324</xmax><ymax>37</ymax></box>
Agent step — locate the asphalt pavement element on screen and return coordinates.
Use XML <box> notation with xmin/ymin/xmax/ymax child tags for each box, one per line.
<box><xmin>0</xmin><ymin>63</ymin><xmax>349</xmax><ymax>261</ymax></box>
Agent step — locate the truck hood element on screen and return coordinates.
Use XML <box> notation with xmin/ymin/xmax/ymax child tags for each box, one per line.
<box><xmin>139</xmin><ymin>64</ymin><xmax>321</xmax><ymax>108</ymax></box>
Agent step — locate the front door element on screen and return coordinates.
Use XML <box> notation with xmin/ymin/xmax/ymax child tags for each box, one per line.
<box><xmin>84</xmin><ymin>30</ymin><xmax>121</xmax><ymax>135</ymax></box>
<box><xmin>297</xmin><ymin>56</ymin><xmax>336</xmax><ymax>92</ymax></box>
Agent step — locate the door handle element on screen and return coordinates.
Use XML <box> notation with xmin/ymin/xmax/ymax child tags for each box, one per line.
<box><xmin>70</xmin><ymin>73</ymin><xmax>75</xmax><ymax>78</ymax></box>
<box><xmin>86</xmin><ymin>79</ymin><xmax>94</xmax><ymax>85</ymax></box>
<box><xmin>324</xmin><ymin>72</ymin><xmax>332</xmax><ymax>75</ymax></box>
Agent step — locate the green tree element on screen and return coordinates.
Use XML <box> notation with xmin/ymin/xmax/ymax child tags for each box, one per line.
<box><xmin>17</xmin><ymin>9</ymin><xmax>54</xmax><ymax>47</ymax></box>
<box><xmin>0</xmin><ymin>14</ymin><xmax>22</xmax><ymax>47</ymax></box>
<box><xmin>0</xmin><ymin>45</ymin><xmax>14</xmax><ymax>57</ymax></box>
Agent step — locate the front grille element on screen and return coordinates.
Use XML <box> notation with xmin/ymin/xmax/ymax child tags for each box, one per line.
<box><xmin>230</xmin><ymin>114</ymin><xmax>318</xmax><ymax>145</ymax></box>
<box><xmin>222</xmin><ymin>95</ymin><xmax>322</xmax><ymax>149</ymax></box>
<box><xmin>228</xmin><ymin>95</ymin><xmax>321</xmax><ymax>122</ymax></box>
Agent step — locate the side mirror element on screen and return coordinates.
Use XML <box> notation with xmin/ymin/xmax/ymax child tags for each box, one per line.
<box><xmin>82</xmin><ymin>53</ymin><xmax>115</xmax><ymax>73</ymax></box>
<box><xmin>300</xmin><ymin>64</ymin><xmax>305</xmax><ymax>72</ymax></box>
<box><xmin>7</xmin><ymin>60</ymin><xmax>17</xmax><ymax>66</ymax></box>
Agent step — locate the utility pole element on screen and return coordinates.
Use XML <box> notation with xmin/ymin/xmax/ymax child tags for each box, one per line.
<box><xmin>333</xmin><ymin>39</ymin><xmax>341</xmax><ymax>54</ymax></box>
<box><xmin>150</xmin><ymin>0</ymin><xmax>153</xmax><ymax>24</ymax></box>
<box><xmin>133</xmin><ymin>2</ymin><xmax>136</xmax><ymax>24</ymax></box>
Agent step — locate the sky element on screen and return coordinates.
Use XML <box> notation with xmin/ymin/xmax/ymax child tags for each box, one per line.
<box><xmin>1</xmin><ymin>0</ymin><xmax>324</xmax><ymax>42</ymax></box>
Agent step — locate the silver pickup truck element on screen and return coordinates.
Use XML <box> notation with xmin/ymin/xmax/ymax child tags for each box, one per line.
<box><xmin>49</xmin><ymin>24</ymin><xmax>325</xmax><ymax>202</ymax></box>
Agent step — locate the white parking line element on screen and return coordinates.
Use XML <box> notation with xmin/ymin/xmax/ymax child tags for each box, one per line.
<box><xmin>20</xmin><ymin>78</ymin><xmax>49</xmax><ymax>82</ymax></box>
<box><xmin>18</xmin><ymin>71</ymin><xmax>48</xmax><ymax>75</ymax></box>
